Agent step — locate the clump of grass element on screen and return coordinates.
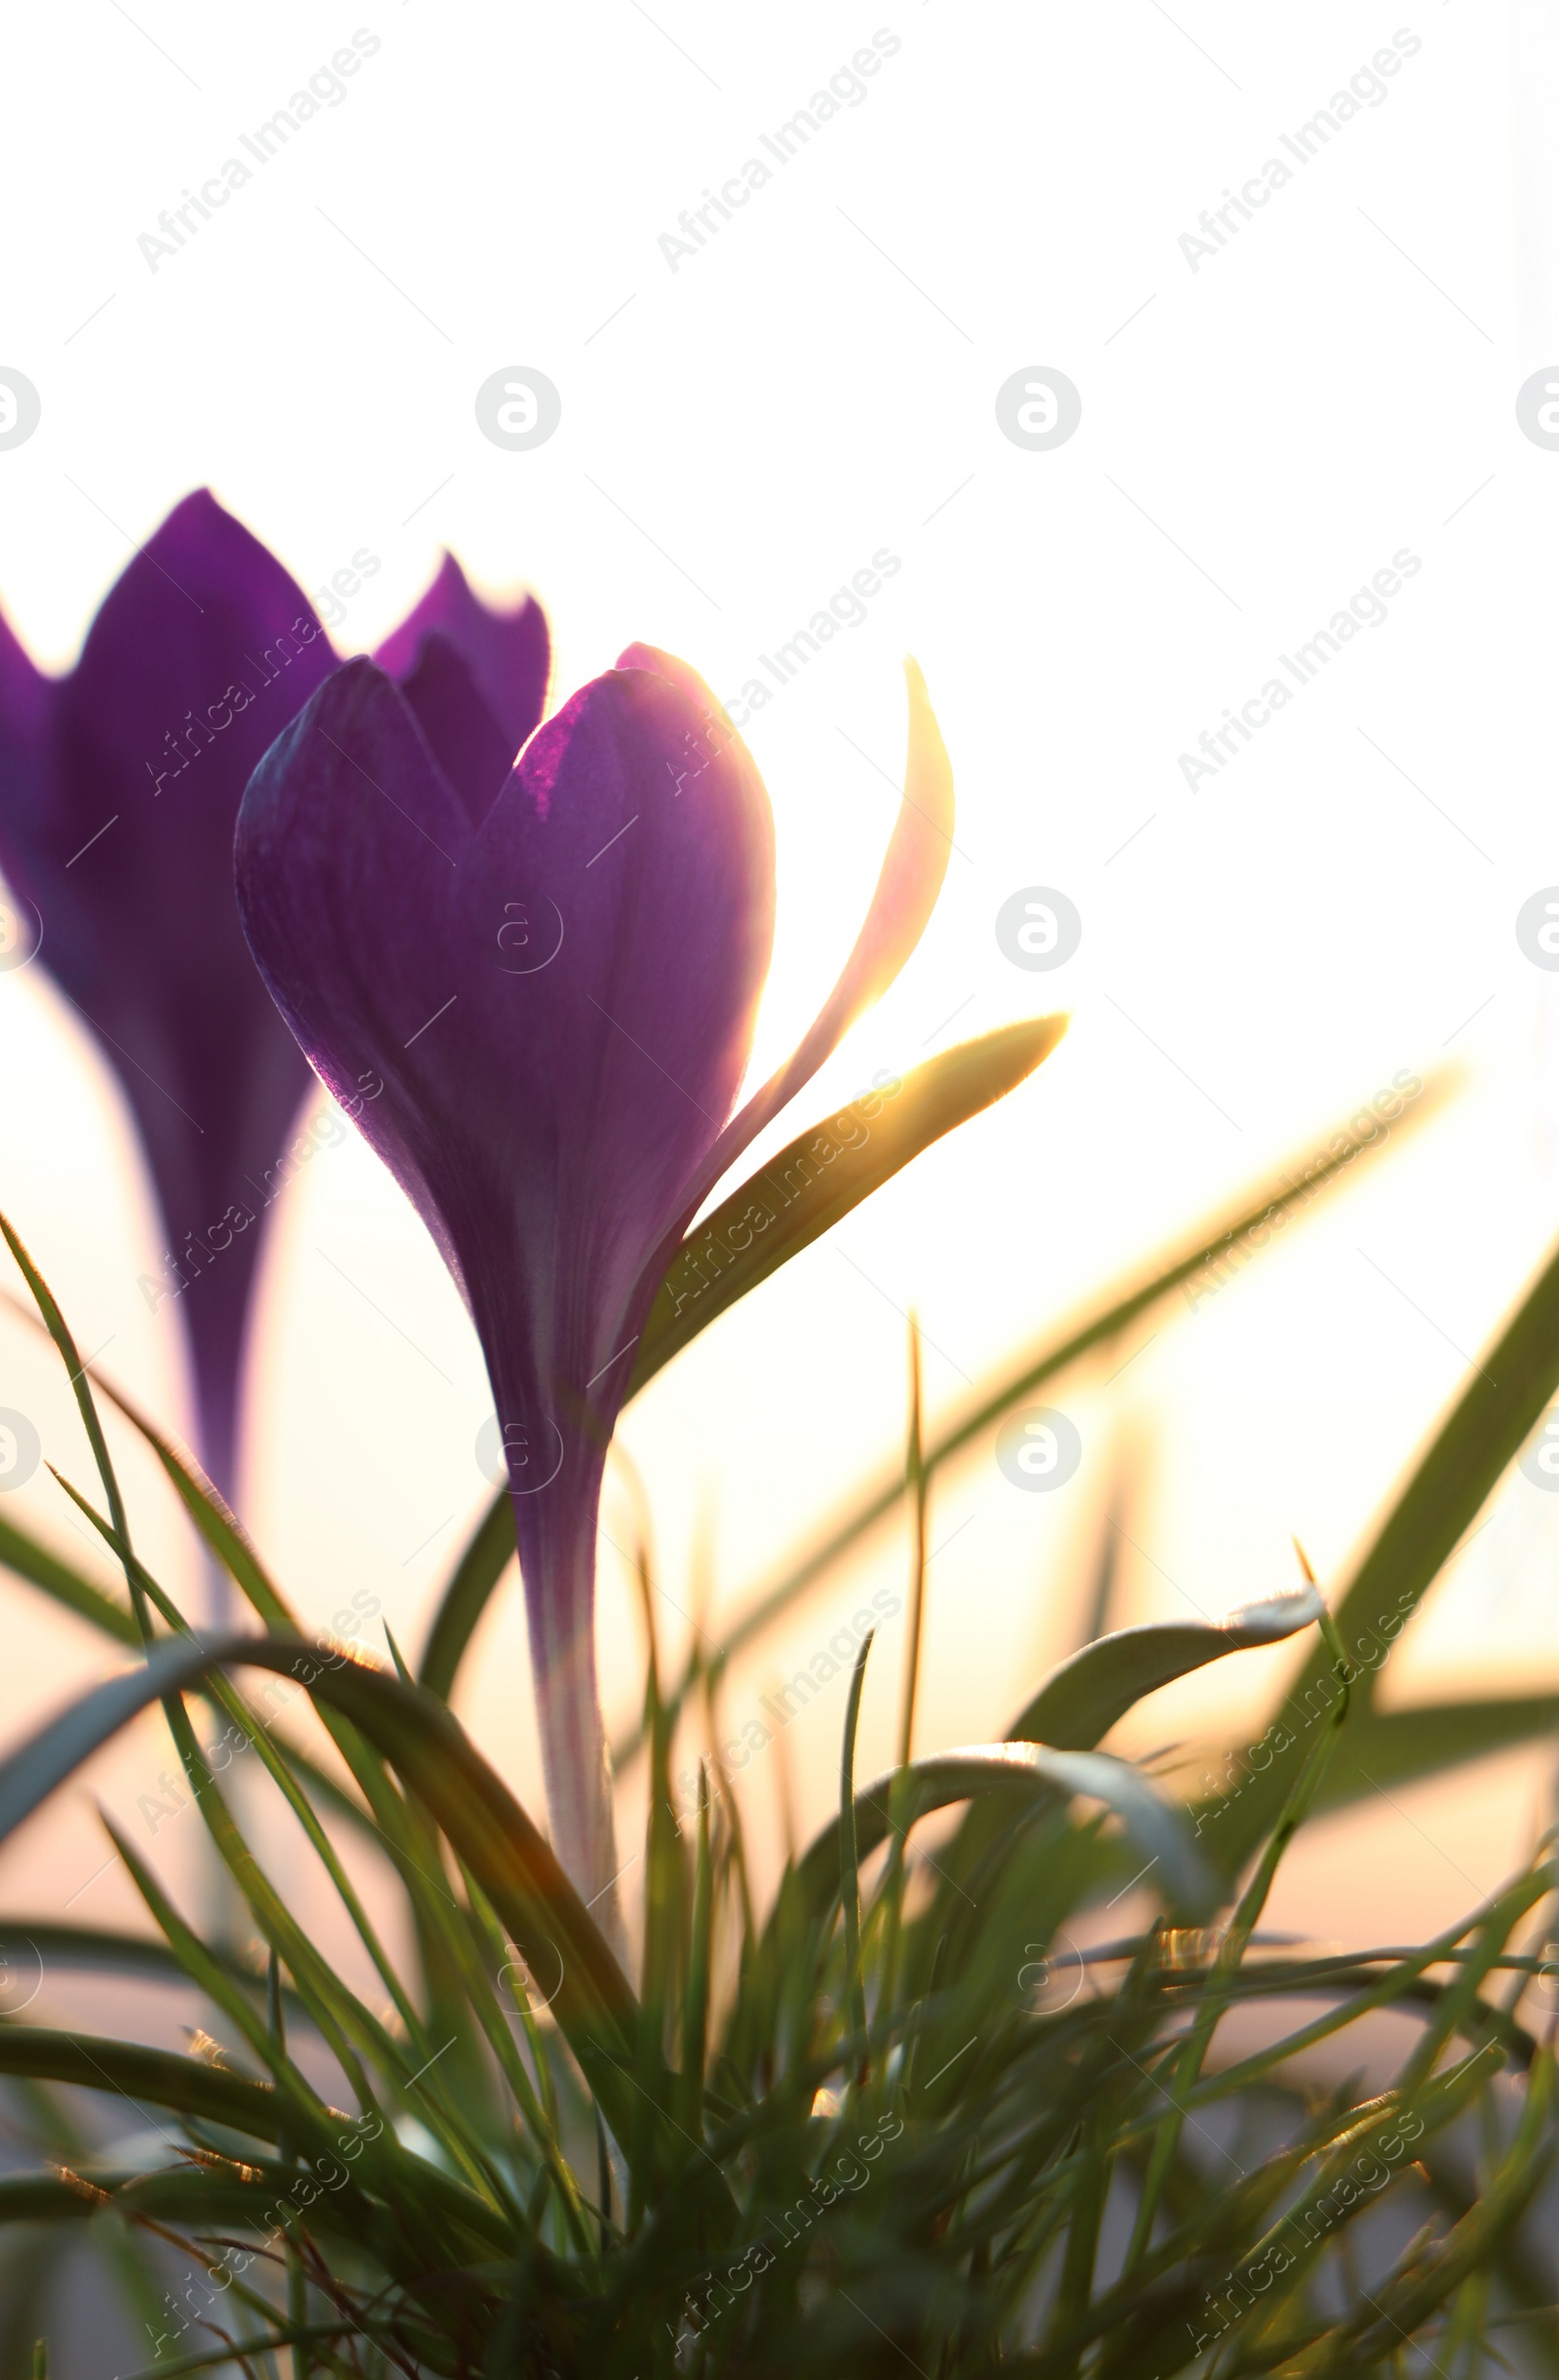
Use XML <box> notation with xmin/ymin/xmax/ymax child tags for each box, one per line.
<box><xmin>0</xmin><ymin>1104</ymin><xmax>1557</xmax><ymax>2378</ymax></box>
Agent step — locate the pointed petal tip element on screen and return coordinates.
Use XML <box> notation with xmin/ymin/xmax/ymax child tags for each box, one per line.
<box><xmin>653</xmin><ymin>661</ymin><xmax>960</xmax><ymax>1252</ymax></box>
<box><xmin>902</xmin><ymin>655</ymin><xmax>954</xmax><ymax>846</ymax></box>
<box><xmin>150</xmin><ymin>485</ymin><xmax>258</xmax><ymax>557</ymax></box>
<box><xmin>375</xmin><ymin>554</ymin><xmax>550</xmax><ymax>766</ymax></box>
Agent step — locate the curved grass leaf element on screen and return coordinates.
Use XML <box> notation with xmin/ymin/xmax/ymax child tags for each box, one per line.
<box><xmin>0</xmin><ymin>2025</ymin><xmax>284</xmax><ymax>2141</ymax></box>
<box><xmin>1006</xmin><ymin>1584</ymin><xmax>1325</xmax><ymax>1750</ymax></box>
<box><xmin>928</xmin><ymin>1587</ymin><xmax>1328</xmax><ymax>1915</ymax></box>
<box><xmin>793</xmin><ymin>1743</ymin><xmax>1215</xmax><ymax>1923</ymax></box>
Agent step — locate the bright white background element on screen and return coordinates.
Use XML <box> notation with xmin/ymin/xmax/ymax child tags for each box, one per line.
<box><xmin>1</xmin><ymin>0</ymin><xmax>1557</xmax><ymax>1957</ymax></box>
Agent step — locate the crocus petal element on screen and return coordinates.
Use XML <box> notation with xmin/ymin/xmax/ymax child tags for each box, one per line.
<box><xmin>637</xmin><ymin>652</ymin><xmax>954</xmax><ymax>1247</ymax></box>
<box><xmin>388</xmin><ymin>633</ymin><xmax>521</xmax><ymax>830</ymax></box>
<box><xmin>0</xmin><ymin>489</ymin><xmax>338</xmax><ymax>1496</ymax></box>
<box><xmin>237</xmin><ymin>656</ymin><xmax>774</xmax><ymax>1902</ymax></box>
<box><xmin>0</xmin><ymin>608</ymin><xmax>50</xmax><ymax>940</ymax></box>
<box><xmin>375</xmin><ymin>553</ymin><xmax>549</xmax><ymax>817</ymax></box>
<box><xmin>0</xmin><ymin>605</ymin><xmax>49</xmax><ymax>771</ymax></box>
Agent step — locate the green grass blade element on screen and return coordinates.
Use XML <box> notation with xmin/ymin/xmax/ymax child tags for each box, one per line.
<box><xmin>682</xmin><ymin>1783</ymin><xmax>713</xmax><ymax>2140</ymax></box>
<box><xmin>416</xmin><ymin>1491</ymin><xmax>516</xmax><ymax>1702</ymax></box>
<box><xmin>629</xmin><ymin>1019</ymin><xmax>1067</xmax><ymax>1395</ymax></box>
<box><xmin>102</xmin><ymin>1814</ymin><xmax>513</xmax><ymax>2271</ymax></box>
<box><xmin>1007</xmin><ymin>1583</ymin><xmax>1326</xmax><ymax>1750</ymax></box>
<box><xmin>0</xmin><ymin>1508</ymin><xmax>138</xmax><ymax>1646</ymax></box>
<box><xmin>1308</xmin><ymin>2052</ymin><xmax>1554</xmax><ymax>2366</ymax></box>
<box><xmin>1126</xmin><ymin>1598</ymin><xmax>1352</xmax><ymax>2266</ymax></box>
<box><xmin>838</xmin><ymin>1631</ymin><xmax>874</xmax><ymax>2070</ymax></box>
<box><xmin>0</xmin><ymin>1919</ymin><xmax>311</xmax><ymax>2011</ymax></box>
<box><xmin>0</xmin><ymin>1215</ymin><xmax>146</xmax><ymax>1632</ymax></box>
<box><xmin>12</xmin><ymin>1346</ymin><xmax>504</xmax><ymax>2025</ymax></box>
<box><xmin>0</xmin><ymin>2024</ymin><xmax>287</xmax><ymax>2141</ymax></box>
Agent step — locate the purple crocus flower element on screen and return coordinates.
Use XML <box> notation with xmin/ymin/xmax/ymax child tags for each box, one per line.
<box><xmin>0</xmin><ymin>494</ymin><xmax>549</xmax><ymax>1508</ymax></box>
<box><xmin>235</xmin><ymin>639</ymin><xmax>952</xmax><ymax>1910</ymax></box>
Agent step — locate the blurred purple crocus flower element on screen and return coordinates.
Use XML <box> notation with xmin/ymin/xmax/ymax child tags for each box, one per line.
<box><xmin>235</xmin><ymin>635</ymin><xmax>952</xmax><ymax>1911</ymax></box>
<box><xmin>0</xmin><ymin>492</ymin><xmax>549</xmax><ymax>1506</ymax></box>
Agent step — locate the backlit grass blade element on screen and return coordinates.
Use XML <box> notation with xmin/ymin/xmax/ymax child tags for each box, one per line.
<box><xmin>1125</xmin><ymin>1598</ymin><xmax>1353</xmax><ymax>2267</ymax></box>
<box><xmin>629</xmin><ymin>1019</ymin><xmax>1067</xmax><ymax>1395</ymax></box>
<box><xmin>613</xmin><ymin>1075</ymin><xmax>1451</xmax><ymax>1760</ymax></box>
<box><xmin>5</xmin><ymin>1300</ymin><xmax>516</xmax><ymax>2035</ymax></box>
<box><xmin>48</xmin><ymin>1466</ymin><xmax>463</xmax><ymax>2103</ymax></box>
<box><xmin>1334</xmin><ymin>1226</ymin><xmax>1559</xmax><ymax>1670</ymax></box>
<box><xmin>417</xmin><ymin>1490</ymin><xmax>516</xmax><ymax>1702</ymax></box>
<box><xmin>0</xmin><ymin>2026</ymin><xmax>285</xmax><ymax>2139</ymax></box>
<box><xmin>1006</xmin><ymin>1584</ymin><xmax>1326</xmax><ymax>1749</ymax></box>
<box><xmin>0</xmin><ymin>1215</ymin><xmax>146</xmax><ymax>1633</ymax></box>
<box><xmin>926</xmin><ymin>1585</ymin><xmax>1328</xmax><ymax>1953</ymax></box>
<box><xmin>838</xmin><ymin>1630</ymin><xmax>874</xmax><ymax>2069</ymax></box>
